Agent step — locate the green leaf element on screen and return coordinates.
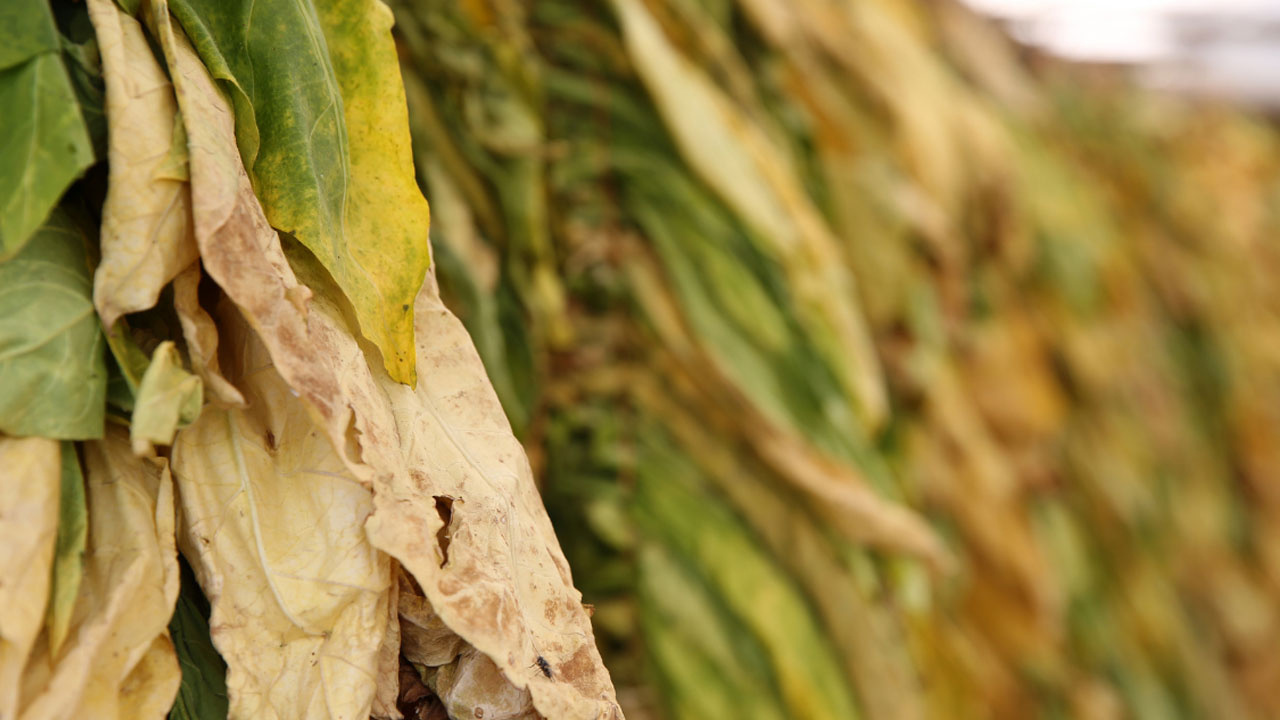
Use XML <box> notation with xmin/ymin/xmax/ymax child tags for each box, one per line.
<box><xmin>103</xmin><ymin>318</ymin><xmax>151</xmax><ymax>413</ymax></box>
<box><xmin>130</xmin><ymin>341</ymin><xmax>203</xmax><ymax>456</ymax></box>
<box><xmin>168</xmin><ymin>559</ymin><xmax>229</xmax><ymax>720</ymax></box>
<box><xmin>0</xmin><ymin>0</ymin><xmax>95</xmax><ymax>259</ymax></box>
<box><xmin>0</xmin><ymin>207</ymin><xmax>106</xmax><ymax>439</ymax></box>
<box><xmin>46</xmin><ymin>441</ymin><xmax>88</xmax><ymax>655</ymax></box>
<box><xmin>0</xmin><ymin>0</ymin><xmax>60</xmax><ymax>71</ymax></box>
<box><xmin>169</xmin><ymin>0</ymin><xmax>432</xmax><ymax>385</ymax></box>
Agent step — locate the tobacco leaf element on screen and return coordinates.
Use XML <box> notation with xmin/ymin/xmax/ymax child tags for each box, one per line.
<box><xmin>0</xmin><ymin>0</ymin><xmax>95</xmax><ymax>259</ymax></box>
<box><xmin>634</xmin><ymin>428</ymin><xmax>861</xmax><ymax>720</ymax></box>
<box><xmin>18</xmin><ymin>426</ymin><xmax>180</xmax><ymax>720</ymax></box>
<box><xmin>130</xmin><ymin>341</ymin><xmax>202</xmax><ymax>456</ymax></box>
<box><xmin>85</xmin><ymin>0</ymin><xmax>198</xmax><ymax>329</ymax></box>
<box><xmin>611</xmin><ymin>0</ymin><xmax>885</xmax><ymax>427</ymax></box>
<box><xmin>150</xmin><ymin>6</ymin><xmax>616</xmax><ymax>715</ymax></box>
<box><xmin>282</xmin><ymin>253</ymin><xmax>624</xmax><ymax>720</ymax></box>
<box><xmin>146</xmin><ymin>0</ymin><xmax>359</xmax><ymax>472</ymax></box>
<box><xmin>0</xmin><ymin>436</ymin><xmax>60</xmax><ymax>720</ymax></box>
<box><xmin>167</xmin><ymin>0</ymin><xmax>432</xmax><ymax>385</ymax></box>
<box><xmin>169</xmin><ymin>300</ymin><xmax>391</xmax><ymax>720</ymax></box>
<box><xmin>46</xmin><ymin>442</ymin><xmax>89</xmax><ymax>656</ymax></box>
<box><xmin>0</xmin><ymin>208</ymin><xmax>107</xmax><ymax>440</ymax></box>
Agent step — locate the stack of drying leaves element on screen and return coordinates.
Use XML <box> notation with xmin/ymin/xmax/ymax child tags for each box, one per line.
<box><xmin>391</xmin><ymin>0</ymin><xmax>1280</xmax><ymax>718</ymax></box>
<box><xmin>1</xmin><ymin>0</ymin><xmax>621</xmax><ymax>719</ymax></box>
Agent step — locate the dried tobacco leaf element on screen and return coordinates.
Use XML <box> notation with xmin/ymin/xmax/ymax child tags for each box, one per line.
<box><xmin>0</xmin><ymin>0</ymin><xmax>94</xmax><ymax>259</ymax></box>
<box><xmin>85</xmin><ymin>0</ymin><xmax>197</xmax><ymax>329</ymax></box>
<box><xmin>169</xmin><ymin>301</ymin><xmax>391</xmax><ymax>720</ymax></box>
<box><xmin>0</xmin><ymin>436</ymin><xmax>60</xmax><ymax>720</ymax></box>
<box><xmin>285</xmin><ymin>257</ymin><xmax>623</xmax><ymax>720</ymax></box>
<box><xmin>167</xmin><ymin>0</ymin><xmax>432</xmax><ymax>385</ymax></box>
<box><xmin>18</xmin><ymin>427</ymin><xmax>180</xmax><ymax>720</ymax></box>
<box><xmin>0</xmin><ymin>208</ymin><xmax>106</xmax><ymax>440</ymax></box>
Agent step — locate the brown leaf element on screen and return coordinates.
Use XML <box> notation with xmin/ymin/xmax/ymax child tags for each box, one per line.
<box><xmin>282</xmin><ymin>255</ymin><xmax>622</xmax><ymax>719</ymax></box>
<box><xmin>169</xmin><ymin>301</ymin><xmax>392</xmax><ymax>720</ymax></box>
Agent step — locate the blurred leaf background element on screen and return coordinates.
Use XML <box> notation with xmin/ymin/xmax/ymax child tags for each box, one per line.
<box><xmin>391</xmin><ymin>0</ymin><xmax>1280</xmax><ymax>718</ymax></box>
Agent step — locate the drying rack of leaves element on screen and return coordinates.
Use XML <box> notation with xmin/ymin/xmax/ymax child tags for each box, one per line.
<box><xmin>1</xmin><ymin>1</ymin><xmax>621</xmax><ymax>719</ymax></box>
<box><xmin>391</xmin><ymin>0</ymin><xmax>1280</xmax><ymax>718</ymax></box>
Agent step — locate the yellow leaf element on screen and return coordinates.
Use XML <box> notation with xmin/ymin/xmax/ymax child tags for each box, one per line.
<box><xmin>130</xmin><ymin>341</ymin><xmax>203</xmax><ymax>457</ymax></box>
<box><xmin>0</xmin><ymin>436</ymin><xmax>59</xmax><ymax>720</ymax></box>
<box><xmin>18</xmin><ymin>427</ymin><xmax>180</xmax><ymax>720</ymax></box>
<box><xmin>85</xmin><ymin>0</ymin><xmax>197</xmax><ymax>330</ymax></box>
<box><xmin>313</xmin><ymin>0</ymin><xmax>433</xmax><ymax>385</ymax></box>
<box><xmin>169</xmin><ymin>301</ymin><xmax>391</xmax><ymax>720</ymax></box>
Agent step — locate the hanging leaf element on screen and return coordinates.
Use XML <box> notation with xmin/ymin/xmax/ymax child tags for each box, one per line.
<box><xmin>280</xmin><ymin>248</ymin><xmax>623</xmax><ymax>720</ymax></box>
<box><xmin>145</xmin><ymin>0</ymin><xmax>359</xmax><ymax>471</ymax></box>
<box><xmin>0</xmin><ymin>0</ymin><xmax>95</xmax><ymax>259</ymax></box>
<box><xmin>169</xmin><ymin>300</ymin><xmax>391</xmax><ymax>720</ymax></box>
<box><xmin>168</xmin><ymin>0</ymin><xmax>431</xmax><ymax>385</ymax></box>
<box><xmin>0</xmin><ymin>208</ymin><xmax>107</xmax><ymax>440</ymax></box>
<box><xmin>86</xmin><ymin>0</ymin><xmax>198</xmax><ymax>329</ymax></box>
<box><xmin>17</xmin><ymin>426</ymin><xmax>180</xmax><ymax>720</ymax></box>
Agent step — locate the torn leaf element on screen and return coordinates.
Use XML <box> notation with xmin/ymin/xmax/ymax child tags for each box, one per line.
<box><xmin>284</xmin><ymin>259</ymin><xmax>624</xmax><ymax>720</ymax></box>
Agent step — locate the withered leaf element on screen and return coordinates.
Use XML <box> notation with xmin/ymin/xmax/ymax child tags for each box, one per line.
<box><xmin>18</xmin><ymin>426</ymin><xmax>180</xmax><ymax>720</ymax></box>
<box><xmin>169</xmin><ymin>301</ymin><xmax>391</xmax><ymax>720</ymax></box>
<box><xmin>0</xmin><ymin>436</ymin><xmax>60</xmax><ymax>720</ymax></box>
<box><xmin>285</xmin><ymin>260</ymin><xmax>624</xmax><ymax>720</ymax></box>
<box><xmin>85</xmin><ymin>0</ymin><xmax>198</xmax><ymax>329</ymax></box>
